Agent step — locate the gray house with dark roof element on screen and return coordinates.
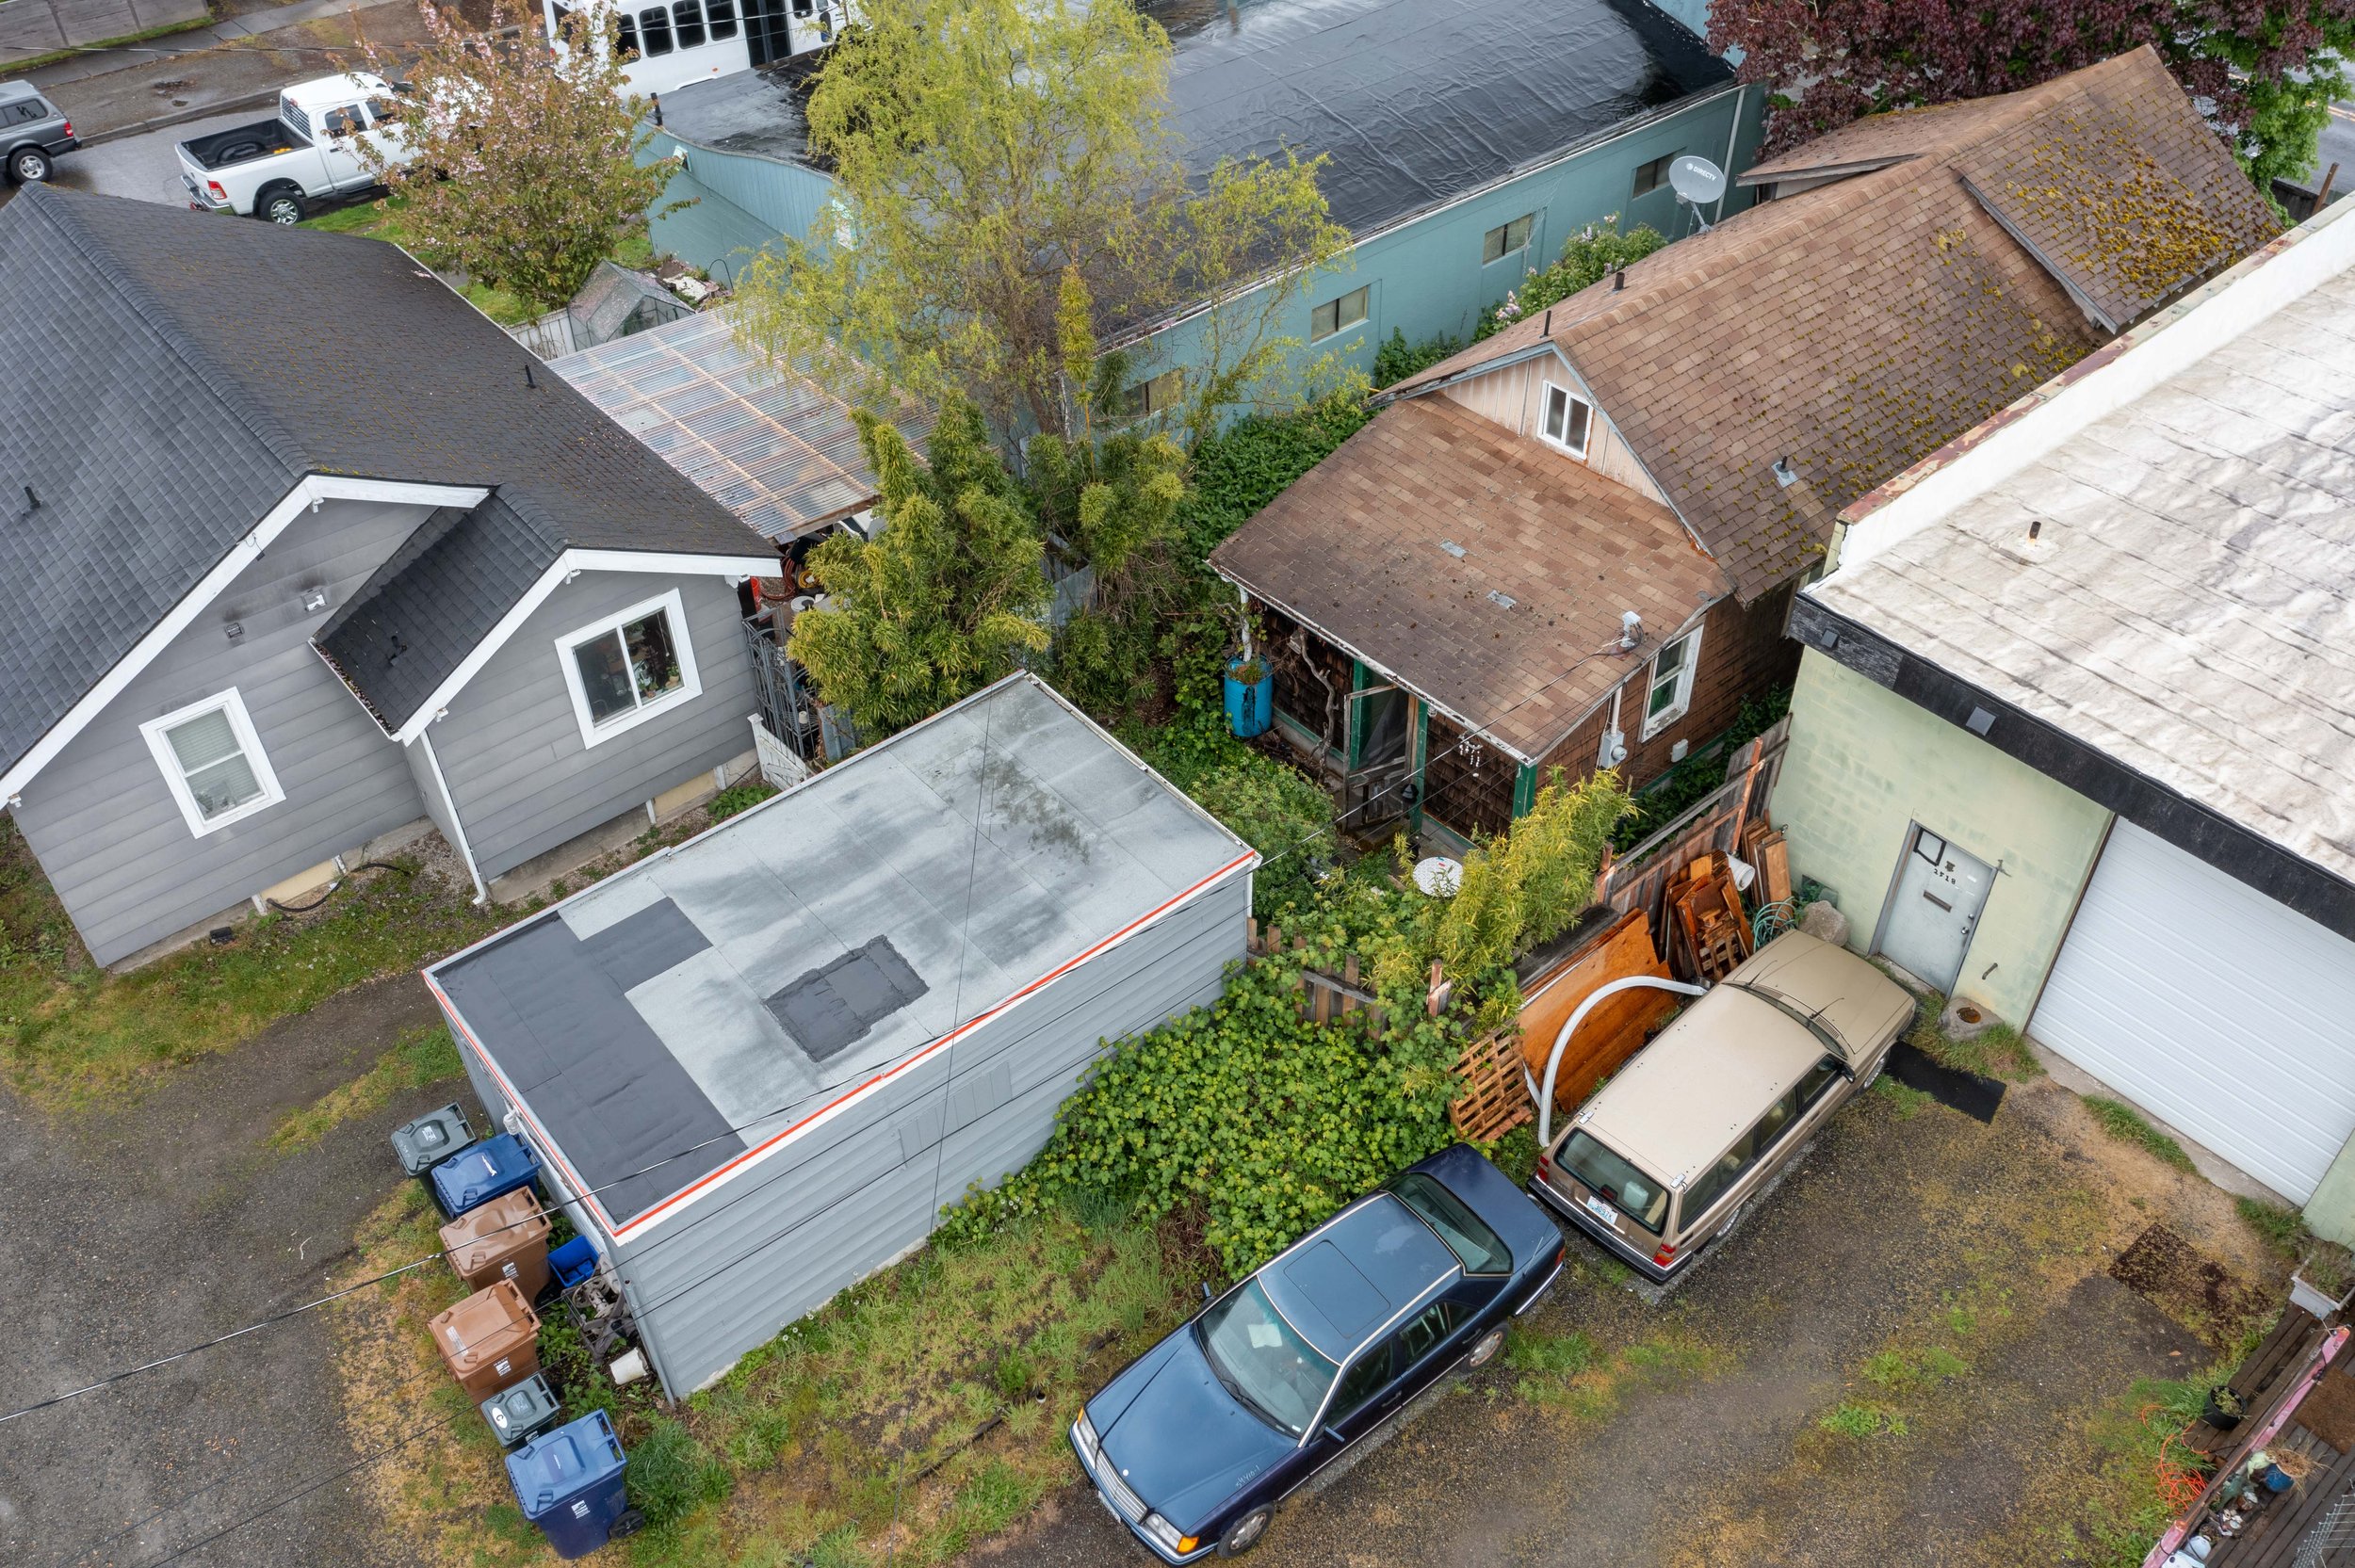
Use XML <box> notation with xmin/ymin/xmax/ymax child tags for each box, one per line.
<box><xmin>0</xmin><ymin>186</ymin><xmax>779</xmax><ymax>965</ymax></box>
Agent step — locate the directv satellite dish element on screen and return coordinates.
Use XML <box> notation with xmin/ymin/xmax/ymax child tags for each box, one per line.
<box><xmin>1668</xmin><ymin>154</ymin><xmax>1727</xmax><ymax>233</ymax></box>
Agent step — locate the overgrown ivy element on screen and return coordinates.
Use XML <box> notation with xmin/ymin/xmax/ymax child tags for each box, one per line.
<box><xmin>938</xmin><ymin>943</ymin><xmax>1463</xmax><ymax>1275</ymax></box>
<box><xmin>1372</xmin><ymin>328</ymin><xmax>1462</xmax><ymax>388</ymax></box>
<box><xmin>1476</xmin><ymin>218</ymin><xmax>1669</xmax><ymax>341</ymax></box>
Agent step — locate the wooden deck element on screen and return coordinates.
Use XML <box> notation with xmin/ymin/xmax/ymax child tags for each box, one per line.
<box><xmin>2169</xmin><ymin>1311</ymin><xmax>2354</xmax><ymax>1567</ymax></box>
<box><xmin>2205</xmin><ymin>1418</ymin><xmax>2355</xmax><ymax>1566</ymax></box>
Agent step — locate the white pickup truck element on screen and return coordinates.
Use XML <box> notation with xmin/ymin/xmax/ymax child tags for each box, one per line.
<box><xmin>177</xmin><ymin>73</ymin><xmax>411</xmax><ymax>224</ymax></box>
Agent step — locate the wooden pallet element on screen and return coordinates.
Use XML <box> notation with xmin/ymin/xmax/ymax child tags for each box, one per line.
<box><xmin>1448</xmin><ymin>1027</ymin><xmax>1533</xmax><ymax>1141</ymax></box>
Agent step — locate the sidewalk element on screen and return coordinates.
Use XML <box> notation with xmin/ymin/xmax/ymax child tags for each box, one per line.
<box><xmin>20</xmin><ymin>0</ymin><xmax>398</xmax><ymax>89</ymax></box>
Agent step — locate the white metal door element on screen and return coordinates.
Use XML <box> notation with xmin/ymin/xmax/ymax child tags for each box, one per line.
<box><xmin>2031</xmin><ymin>819</ymin><xmax>2355</xmax><ymax>1202</ymax></box>
<box><xmin>1877</xmin><ymin>826</ymin><xmax>1993</xmax><ymax>992</ymax></box>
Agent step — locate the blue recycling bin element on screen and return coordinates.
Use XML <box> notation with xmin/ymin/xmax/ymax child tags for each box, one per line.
<box><xmin>430</xmin><ymin>1132</ymin><xmax>540</xmax><ymax>1219</ymax></box>
<box><xmin>548</xmin><ymin>1236</ymin><xmax>599</xmax><ymax>1292</ymax></box>
<box><xmin>506</xmin><ymin>1411</ymin><xmax>631</xmax><ymax>1559</ymax></box>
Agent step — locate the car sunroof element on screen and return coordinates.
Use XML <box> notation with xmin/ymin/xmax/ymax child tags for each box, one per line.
<box><xmin>1279</xmin><ymin>1239</ymin><xmax>1387</xmax><ymax>1346</ymax></box>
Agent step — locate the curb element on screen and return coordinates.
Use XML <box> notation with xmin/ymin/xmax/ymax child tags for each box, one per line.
<box><xmin>82</xmin><ymin>88</ymin><xmax>279</xmax><ymax>147</ymax></box>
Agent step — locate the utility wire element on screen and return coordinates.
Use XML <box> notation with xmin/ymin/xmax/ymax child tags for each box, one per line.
<box><xmin>0</xmin><ymin>636</ymin><xmax>1612</xmax><ymax>1429</ymax></box>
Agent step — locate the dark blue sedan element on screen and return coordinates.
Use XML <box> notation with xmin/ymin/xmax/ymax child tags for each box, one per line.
<box><xmin>1070</xmin><ymin>1144</ymin><xmax>1566</xmax><ymax>1560</ymax></box>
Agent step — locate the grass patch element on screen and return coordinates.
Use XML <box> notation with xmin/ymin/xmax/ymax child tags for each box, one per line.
<box><xmin>2049</xmin><ymin>1371</ymin><xmax>2217</xmax><ymax>1565</ymax></box>
<box><xmin>1873</xmin><ymin>1076</ymin><xmax>1937</xmax><ymax>1120</ymax></box>
<box><xmin>1862</xmin><ymin>1344</ymin><xmax>1970</xmax><ymax>1393</ymax></box>
<box><xmin>300</xmin><ymin>197</ymin><xmax>539</xmax><ymax>325</ymax></box>
<box><xmin>0</xmin><ymin>13</ymin><xmax>210</xmax><ymax>73</ymax></box>
<box><xmin>0</xmin><ymin>823</ymin><xmax>505</xmax><ymax>1112</ymax></box>
<box><xmin>1503</xmin><ymin>1319</ymin><xmax>1727</xmax><ymax>1418</ymax></box>
<box><xmin>268</xmin><ymin>1025</ymin><xmax>463</xmax><ymax>1152</ymax></box>
<box><xmin>1819</xmin><ymin>1400</ymin><xmax>1908</xmax><ymax>1439</ymax></box>
<box><xmin>336</xmin><ymin>1182</ymin><xmax>1204</xmax><ymax>1565</ymax></box>
<box><xmin>1903</xmin><ymin>989</ymin><xmax>2042</xmax><ymax>1080</ymax></box>
<box><xmin>2084</xmin><ymin>1096</ymin><xmax>2197</xmax><ymax>1173</ymax></box>
<box><xmin>2235</xmin><ymin>1195</ymin><xmax>2310</xmax><ymax>1261</ymax></box>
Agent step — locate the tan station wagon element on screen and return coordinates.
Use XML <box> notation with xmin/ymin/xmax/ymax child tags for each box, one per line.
<box><xmin>1529</xmin><ymin>932</ymin><xmax>1914</xmax><ymax>1283</ymax></box>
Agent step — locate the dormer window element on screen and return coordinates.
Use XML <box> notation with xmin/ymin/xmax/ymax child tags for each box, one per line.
<box><xmin>1540</xmin><ymin>382</ymin><xmax>1592</xmax><ymax>458</ymax></box>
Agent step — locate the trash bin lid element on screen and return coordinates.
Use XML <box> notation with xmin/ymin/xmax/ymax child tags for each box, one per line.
<box><xmin>481</xmin><ymin>1372</ymin><xmax>561</xmax><ymax>1441</ymax></box>
<box><xmin>430</xmin><ymin>1132</ymin><xmax>538</xmax><ymax>1211</ymax></box>
<box><xmin>505</xmin><ymin>1410</ymin><xmax>626</xmax><ymax>1518</ymax></box>
<box><xmin>430</xmin><ymin>1278</ymin><xmax>540</xmax><ymax>1368</ymax></box>
<box><xmin>440</xmin><ymin>1190</ymin><xmax>549</xmax><ymax>1272</ymax></box>
<box><xmin>391</xmin><ymin>1104</ymin><xmax>475</xmax><ymax>1175</ymax></box>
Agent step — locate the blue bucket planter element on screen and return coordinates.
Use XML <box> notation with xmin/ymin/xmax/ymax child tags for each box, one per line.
<box><xmin>1224</xmin><ymin>660</ymin><xmax>1274</xmax><ymax>739</ymax></box>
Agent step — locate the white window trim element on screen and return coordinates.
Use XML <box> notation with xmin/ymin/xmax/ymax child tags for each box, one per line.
<box><xmin>138</xmin><ymin>688</ymin><xmax>286</xmax><ymax>838</ymax></box>
<box><xmin>1484</xmin><ymin>213</ymin><xmax>1535</xmax><ymax>265</ymax></box>
<box><xmin>1539</xmin><ymin>380</ymin><xmax>1593</xmax><ymax>459</ymax></box>
<box><xmin>1640</xmin><ymin>623</ymin><xmax>1703</xmax><ymax>740</ymax></box>
<box><xmin>555</xmin><ymin>587</ymin><xmax>704</xmax><ymax>749</ymax></box>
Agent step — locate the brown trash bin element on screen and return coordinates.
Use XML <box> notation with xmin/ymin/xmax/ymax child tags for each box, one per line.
<box><xmin>430</xmin><ymin>1278</ymin><xmax>541</xmax><ymax>1400</ymax></box>
<box><xmin>441</xmin><ymin>1189</ymin><xmax>551</xmax><ymax>1301</ymax></box>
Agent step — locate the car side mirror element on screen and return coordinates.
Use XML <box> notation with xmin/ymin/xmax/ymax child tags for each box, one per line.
<box><xmin>1199</xmin><ymin>1282</ymin><xmax>1213</xmax><ymax>1304</ymax></box>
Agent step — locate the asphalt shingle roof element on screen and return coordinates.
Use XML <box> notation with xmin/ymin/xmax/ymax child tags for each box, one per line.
<box><xmin>1389</xmin><ymin>49</ymin><xmax>2278</xmax><ymax>602</ymax></box>
<box><xmin>1208</xmin><ymin>396</ymin><xmax>1730</xmax><ymax>761</ymax></box>
<box><xmin>0</xmin><ymin>186</ymin><xmax>772</xmax><ymax>771</ymax></box>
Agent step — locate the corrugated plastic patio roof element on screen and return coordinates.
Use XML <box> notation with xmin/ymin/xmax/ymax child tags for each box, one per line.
<box><xmin>551</xmin><ymin>310</ymin><xmax>934</xmax><ymax>542</ymax></box>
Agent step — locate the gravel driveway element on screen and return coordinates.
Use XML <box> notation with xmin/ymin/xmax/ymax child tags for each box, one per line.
<box><xmin>986</xmin><ymin>1074</ymin><xmax>2265</xmax><ymax>1568</ymax></box>
<box><xmin>0</xmin><ymin>976</ymin><xmax>470</xmax><ymax>1568</ymax></box>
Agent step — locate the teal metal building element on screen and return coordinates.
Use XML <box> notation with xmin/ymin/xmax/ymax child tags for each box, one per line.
<box><xmin>646</xmin><ymin>0</ymin><xmax>1760</xmax><ymax>404</ymax></box>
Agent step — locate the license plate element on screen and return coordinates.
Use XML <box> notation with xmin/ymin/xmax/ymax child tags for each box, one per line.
<box><xmin>1582</xmin><ymin>1194</ymin><xmax>1619</xmax><ymax>1228</ymax></box>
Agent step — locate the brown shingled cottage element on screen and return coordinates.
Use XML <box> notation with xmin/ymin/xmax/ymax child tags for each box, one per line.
<box><xmin>1208</xmin><ymin>45</ymin><xmax>2279</xmax><ymax>854</ymax></box>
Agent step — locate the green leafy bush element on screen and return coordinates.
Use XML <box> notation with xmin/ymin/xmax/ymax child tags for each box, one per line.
<box><xmin>1372</xmin><ymin>328</ymin><xmax>1462</xmax><ymax>388</ymax></box>
<box><xmin>1177</xmin><ymin>390</ymin><xmax>1372</xmax><ymax>563</ymax></box>
<box><xmin>1477</xmin><ymin>218</ymin><xmax>1669</xmax><ymax>341</ymax></box>
<box><xmin>939</xmin><ymin>946</ymin><xmax>1462</xmax><ymax>1275</ymax></box>
<box><xmin>1611</xmin><ymin>683</ymin><xmax>1791</xmax><ymax>851</ymax></box>
<box><xmin>707</xmin><ymin>781</ymin><xmax>777</xmax><ymax>822</ymax></box>
<box><xmin>1426</xmin><ymin>768</ymin><xmax>1630</xmax><ymax>981</ymax></box>
<box><xmin>625</xmin><ymin>1418</ymin><xmax>732</xmax><ymax>1527</ymax></box>
<box><xmin>1185</xmin><ymin>757</ymin><xmax>1336</xmax><ymax>917</ymax></box>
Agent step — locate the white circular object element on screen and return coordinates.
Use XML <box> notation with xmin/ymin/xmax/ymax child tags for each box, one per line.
<box><xmin>1668</xmin><ymin>154</ymin><xmax>1728</xmax><ymax>205</ymax></box>
<box><xmin>1413</xmin><ymin>856</ymin><xmax>1464</xmax><ymax>897</ymax></box>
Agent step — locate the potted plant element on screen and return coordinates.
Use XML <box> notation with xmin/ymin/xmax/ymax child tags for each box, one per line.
<box><xmin>1224</xmin><ymin>654</ymin><xmax>1274</xmax><ymax>739</ymax></box>
<box><xmin>2201</xmin><ymin>1384</ymin><xmax>2246</xmax><ymax>1431</ymax></box>
<box><xmin>2292</xmin><ymin>1239</ymin><xmax>2355</xmax><ymax>1318</ymax></box>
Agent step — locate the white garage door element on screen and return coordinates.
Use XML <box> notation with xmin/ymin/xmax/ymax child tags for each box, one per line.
<box><xmin>2032</xmin><ymin>819</ymin><xmax>2355</xmax><ymax>1202</ymax></box>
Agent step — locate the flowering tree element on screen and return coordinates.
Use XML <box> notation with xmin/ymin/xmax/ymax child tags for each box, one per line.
<box><xmin>352</xmin><ymin>0</ymin><xmax>676</xmax><ymax>313</ymax></box>
<box><xmin>1712</xmin><ymin>0</ymin><xmax>2355</xmax><ymax>193</ymax></box>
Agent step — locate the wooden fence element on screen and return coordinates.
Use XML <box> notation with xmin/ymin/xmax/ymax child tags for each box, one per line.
<box><xmin>1245</xmin><ymin>920</ymin><xmax>1391</xmax><ymax>1030</ymax></box>
<box><xmin>1595</xmin><ymin>718</ymin><xmax>1791</xmax><ymax>950</ymax></box>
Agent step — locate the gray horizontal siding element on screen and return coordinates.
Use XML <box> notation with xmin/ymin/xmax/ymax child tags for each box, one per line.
<box><xmin>11</xmin><ymin>499</ymin><xmax>435</xmax><ymax>963</ymax></box>
<box><xmin>615</xmin><ymin>874</ymin><xmax>1249</xmax><ymax>1394</ymax></box>
<box><xmin>430</xmin><ymin>570</ymin><xmax>757</xmax><ymax>881</ymax></box>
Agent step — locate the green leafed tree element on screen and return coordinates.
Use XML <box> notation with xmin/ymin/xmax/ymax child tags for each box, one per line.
<box><xmin>733</xmin><ymin>0</ymin><xmax>1350</xmax><ymax>444</ymax></box>
<box><xmin>787</xmin><ymin>396</ymin><xmax>1050</xmax><ymax>737</ymax></box>
<box><xmin>352</xmin><ymin>0</ymin><xmax>675</xmax><ymax>313</ymax></box>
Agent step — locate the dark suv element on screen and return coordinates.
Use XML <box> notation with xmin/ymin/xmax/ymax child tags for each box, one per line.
<box><xmin>0</xmin><ymin>81</ymin><xmax>76</xmax><ymax>185</ymax></box>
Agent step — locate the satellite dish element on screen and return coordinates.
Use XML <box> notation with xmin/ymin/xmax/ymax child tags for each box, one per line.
<box><xmin>1667</xmin><ymin>154</ymin><xmax>1727</xmax><ymax>205</ymax></box>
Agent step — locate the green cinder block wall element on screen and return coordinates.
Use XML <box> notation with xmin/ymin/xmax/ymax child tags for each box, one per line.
<box><xmin>1767</xmin><ymin>650</ymin><xmax>2110</xmax><ymax>1026</ymax></box>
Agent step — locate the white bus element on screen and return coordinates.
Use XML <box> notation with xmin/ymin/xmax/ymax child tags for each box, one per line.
<box><xmin>545</xmin><ymin>0</ymin><xmax>846</xmax><ymax>97</ymax></box>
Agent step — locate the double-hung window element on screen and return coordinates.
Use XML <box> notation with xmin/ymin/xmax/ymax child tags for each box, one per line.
<box><xmin>1539</xmin><ymin>381</ymin><xmax>1592</xmax><ymax>457</ymax></box>
<box><xmin>140</xmin><ymin>689</ymin><xmax>285</xmax><ymax>837</ymax></box>
<box><xmin>673</xmin><ymin>0</ymin><xmax>706</xmax><ymax>47</ymax></box>
<box><xmin>705</xmin><ymin>0</ymin><xmax>738</xmax><ymax>37</ymax></box>
<box><xmin>636</xmin><ymin>4</ymin><xmax>673</xmax><ymax>54</ymax></box>
<box><xmin>1482</xmin><ymin>213</ymin><xmax>1534</xmax><ymax>265</ymax></box>
<box><xmin>558</xmin><ymin>589</ymin><xmax>703</xmax><ymax>747</ymax></box>
<box><xmin>1309</xmin><ymin>284</ymin><xmax>1369</xmax><ymax>343</ymax></box>
<box><xmin>1641</xmin><ymin>624</ymin><xmax>1701</xmax><ymax>738</ymax></box>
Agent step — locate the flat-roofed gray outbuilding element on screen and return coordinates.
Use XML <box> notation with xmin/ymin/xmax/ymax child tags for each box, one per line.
<box><xmin>427</xmin><ymin>673</ymin><xmax>1256</xmax><ymax>1395</ymax></box>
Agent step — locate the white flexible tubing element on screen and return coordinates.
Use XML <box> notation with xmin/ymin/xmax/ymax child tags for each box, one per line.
<box><xmin>1527</xmin><ymin>975</ymin><xmax>1710</xmax><ymax>1148</ymax></box>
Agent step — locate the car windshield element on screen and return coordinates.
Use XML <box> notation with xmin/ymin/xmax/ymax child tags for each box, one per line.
<box><xmin>1555</xmin><ymin>1130</ymin><xmax>1670</xmax><ymax>1235</ymax></box>
<box><xmin>1196</xmin><ymin>1280</ymin><xmax>1339</xmax><ymax>1438</ymax></box>
<box><xmin>1389</xmin><ymin>1173</ymin><xmax>1511</xmax><ymax>1273</ymax></box>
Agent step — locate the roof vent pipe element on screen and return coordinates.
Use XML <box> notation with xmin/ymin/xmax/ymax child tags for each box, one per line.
<box><xmin>1613</xmin><ymin>268</ymin><xmax>1625</xmax><ymax>291</ymax></box>
<box><xmin>1772</xmin><ymin>456</ymin><xmax>1798</xmax><ymax>489</ymax></box>
<box><xmin>1619</xmin><ymin>610</ymin><xmax>1641</xmax><ymax>651</ymax></box>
